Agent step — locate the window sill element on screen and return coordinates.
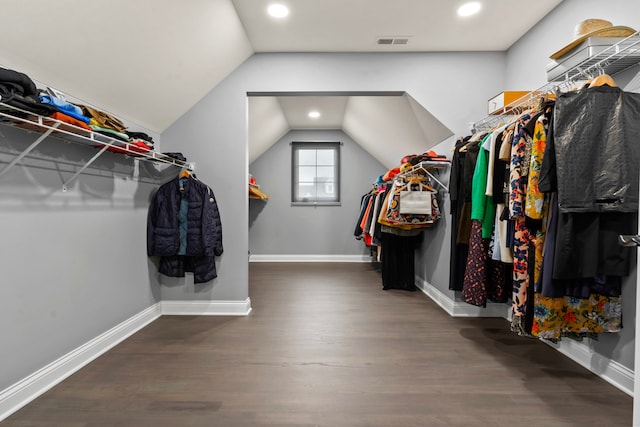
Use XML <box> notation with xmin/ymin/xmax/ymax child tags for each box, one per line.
<box><xmin>291</xmin><ymin>202</ymin><xmax>342</xmax><ymax>207</ymax></box>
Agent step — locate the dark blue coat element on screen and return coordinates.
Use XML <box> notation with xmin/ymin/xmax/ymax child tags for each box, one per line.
<box><xmin>147</xmin><ymin>176</ymin><xmax>223</xmax><ymax>283</ymax></box>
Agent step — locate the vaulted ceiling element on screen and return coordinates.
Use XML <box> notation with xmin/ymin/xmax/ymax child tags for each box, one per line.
<box><xmin>0</xmin><ymin>0</ymin><xmax>563</xmax><ymax>167</ymax></box>
<box><xmin>248</xmin><ymin>94</ymin><xmax>454</xmax><ymax>169</ymax></box>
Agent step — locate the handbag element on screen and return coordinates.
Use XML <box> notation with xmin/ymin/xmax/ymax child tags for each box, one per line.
<box><xmin>399</xmin><ymin>183</ymin><xmax>432</xmax><ymax>214</ymax></box>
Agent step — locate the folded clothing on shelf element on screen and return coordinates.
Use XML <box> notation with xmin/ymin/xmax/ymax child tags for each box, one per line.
<box><xmin>400</xmin><ymin>150</ymin><xmax>449</xmax><ymax>166</ymax></box>
<box><xmin>76</xmin><ymin>103</ymin><xmax>127</xmax><ymax>133</ymax></box>
<box><xmin>0</xmin><ymin>67</ymin><xmax>37</xmax><ymax>97</ymax></box>
<box><xmin>90</xmin><ymin>124</ymin><xmax>130</xmax><ymax>142</ymax></box>
<box><xmin>162</xmin><ymin>152</ymin><xmax>187</xmax><ymax>162</ymax></box>
<box><xmin>0</xmin><ymin>66</ymin><xmax>180</xmax><ymax>167</ymax></box>
<box><xmin>383</xmin><ymin>167</ymin><xmax>401</xmax><ymax>182</ymax></box>
<box><xmin>0</xmin><ymin>90</ymin><xmax>57</xmax><ymax>117</ymax></box>
<box><xmin>39</xmin><ymin>94</ymin><xmax>90</xmax><ymax>124</ymax></box>
<box><xmin>249</xmin><ymin>184</ymin><xmax>269</xmax><ymax>200</ymax></box>
<box><xmin>101</xmin><ymin>139</ymin><xmax>152</xmax><ymax>155</ymax></box>
<box><xmin>12</xmin><ymin>111</ymin><xmax>93</xmax><ymax>139</ymax></box>
<box><xmin>0</xmin><ymin>67</ymin><xmax>57</xmax><ymax>117</ymax></box>
<box><xmin>125</xmin><ymin>130</ymin><xmax>155</xmax><ymax>147</ymax></box>
<box><xmin>50</xmin><ymin>112</ymin><xmax>92</xmax><ymax>131</ymax></box>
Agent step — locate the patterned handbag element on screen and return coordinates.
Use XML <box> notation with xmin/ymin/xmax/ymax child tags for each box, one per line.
<box><xmin>381</xmin><ymin>177</ymin><xmax>441</xmax><ymax>228</ymax></box>
<box><xmin>399</xmin><ymin>184</ymin><xmax>432</xmax><ymax>214</ymax></box>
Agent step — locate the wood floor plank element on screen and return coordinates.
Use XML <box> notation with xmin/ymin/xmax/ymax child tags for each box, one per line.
<box><xmin>1</xmin><ymin>262</ymin><xmax>632</xmax><ymax>426</ymax></box>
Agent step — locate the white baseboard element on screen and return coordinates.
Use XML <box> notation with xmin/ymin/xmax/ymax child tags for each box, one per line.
<box><xmin>416</xmin><ymin>276</ymin><xmax>456</xmax><ymax>314</ymax></box>
<box><xmin>161</xmin><ymin>298</ymin><xmax>252</xmax><ymax>316</ymax></box>
<box><xmin>544</xmin><ymin>338</ymin><xmax>634</xmax><ymax>396</ymax></box>
<box><xmin>0</xmin><ymin>303</ymin><xmax>162</xmax><ymax>422</ymax></box>
<box><xmin>416</xmin><ymin>277</ymin><xmax>509</xmax><ymax>318</ymax></box>
<box><xmin>0</xmin><ymin>297</ymin><xmax>253</xmax><ymax>422</ymax></box>
<box><xmin>249</xmin><ymin>254</ymin><xmax>370</xmax><ymax>263</ymax></box>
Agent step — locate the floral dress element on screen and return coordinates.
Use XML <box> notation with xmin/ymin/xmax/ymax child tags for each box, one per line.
<box><xmin>525</xmin><ymin>115</ymin><xmax>549</xmax><ymax>220</ymax></box>
<box><xmin>533</xmin><ymin>293</ymin><xmax>622</xmax><ymax>340</ymax></box>
<box><xmin>508</xmin><ymin>115</ymin><xmax>533</xmax><ymax>335</ymax></box>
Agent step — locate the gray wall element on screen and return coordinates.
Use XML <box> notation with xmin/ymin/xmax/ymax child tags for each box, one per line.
<box><xmin>504</xmin><ymin>0</ymin><xmax>639</xmax><ymax>373</ymax></box>
<box><xmin>160</xmin><ymin>51</ymin><xmax>506</xmax><ymax>302</ymax></box>
<box><xmin>249</xmin><ymin>129</ymin><xmax>386</xmax><ymax>256</ymax></box>
<box><xmin>414</xmin><ymin>175</ymin><xmax>452</xmax><ymax>294</ymax></box>
<box><xmin>0</xmin><ymin>121</ymin><xmax>168</xmax><ymax>391</ymax></box>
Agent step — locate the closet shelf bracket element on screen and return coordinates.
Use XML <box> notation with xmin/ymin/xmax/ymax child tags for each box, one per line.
<box><xmin>399</xmin><ymin>160</ymin><xmax>451</xmax><ymax>192</ymax></box>
<box><xmin>62</xmin><ymin>143</ymin><xmax>110</xmax><ymax>192</ymax></box>
<box><xmin>426</xmin><ymin>172</ymin><xmax>448</xmax><ymax>193</ymax></box>
<box><xmin>0</xmin><ymin>121</ymin><xmax>60</xmax><ymax>178</ymax></box>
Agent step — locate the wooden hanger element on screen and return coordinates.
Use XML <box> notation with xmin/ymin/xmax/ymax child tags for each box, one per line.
<box><xmin>179</xmin><ymin>169</ymin><xmax>191</xmax><ymax>178</ymax></box>
<box><xmin>589</xmin><ymin>73</ymin><xmax>617</xmax><ymax>88</ymax></box>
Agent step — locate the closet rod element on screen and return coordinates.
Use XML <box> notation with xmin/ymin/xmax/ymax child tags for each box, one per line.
<box><xmin>472</xmin><ymin>31</ymin><xmax>640</xmax><ymax>132</ymax></box>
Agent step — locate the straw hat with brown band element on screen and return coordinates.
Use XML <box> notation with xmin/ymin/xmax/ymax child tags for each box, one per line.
<box><xmin>550</xmin><ymin>19</ymin><xmax>637</xmax><ymax>60</ymax></box>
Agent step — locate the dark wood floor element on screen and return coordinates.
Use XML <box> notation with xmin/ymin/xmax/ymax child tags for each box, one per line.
<box><xmin>2</xmin><ymin>263</ymin><xmax>633</xmax><ymax>426</ymax></box>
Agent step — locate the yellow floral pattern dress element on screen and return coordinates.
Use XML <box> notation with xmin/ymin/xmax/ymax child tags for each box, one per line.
<box><xmin>532</xmin><ymin>294</ymin><xmax>622</xmax><ymax>340</ymax></box>
<box><xmin>525</xmin><ymin>115</ymin><xmax>548</xmax><ymax>220</ymax></box>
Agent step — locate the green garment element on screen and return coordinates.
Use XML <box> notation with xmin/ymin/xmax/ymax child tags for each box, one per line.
<box><xmin>470</xmin><ymin>134</ymin><xmax>495</xmax><ymax>238</ymax></box>
<box><xmin>90</xmin><ymin>124</ymin><xmax>130</xmax><ymax>142</ymax></box>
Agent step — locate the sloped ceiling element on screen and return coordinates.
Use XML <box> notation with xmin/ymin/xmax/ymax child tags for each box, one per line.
<box><xmin>0</xmin><ymin>0</ymin><xmax>253</xmax><ymax>133</ymax></box>
<box><xmin>248</xmin><ymin>97</ymin><xmax>289</xmax><ymax>165</ymax></box>
<box><xmin>249</xmin><ymin>94</ymin><xmax>453</xmax><ymax>170</ymax></box>
<box><xmin>342</xmin><ymin>95</ymin><xmax>452</xmax><ymax>169</ymax></box>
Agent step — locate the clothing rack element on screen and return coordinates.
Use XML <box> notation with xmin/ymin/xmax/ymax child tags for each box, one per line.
<box><xmin>472</xmin><ymin>32</ymin><xmax>640</xmax><ymax>132</ymax></box>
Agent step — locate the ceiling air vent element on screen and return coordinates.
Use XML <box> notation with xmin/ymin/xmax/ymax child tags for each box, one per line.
<box><xmin>377</xmin><ymin>36</ymin><xmax>410</xmax><ymax>46</ymax></box>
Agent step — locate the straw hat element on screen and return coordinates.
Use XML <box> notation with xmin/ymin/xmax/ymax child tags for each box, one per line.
<box><xmin>550</xmin><ymin>19</ymin><xmax>636</xmax><ymax>60</ymax></box>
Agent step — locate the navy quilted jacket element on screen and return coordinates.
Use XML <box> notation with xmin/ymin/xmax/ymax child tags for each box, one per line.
<box><xmin>147</xmin><ymin>176</ymin><xmax>223</xmax><ymax>283</ymax></box>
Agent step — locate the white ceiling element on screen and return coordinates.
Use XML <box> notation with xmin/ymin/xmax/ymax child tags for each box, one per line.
<box><xmin>278</xmin><ymin>96</ymin><xmax>349</xmax><ymax>129</ymax></box>
<box><xmin>231</xmin><ymin>0</ymin><xmax>563</xmax><ymax>52</ymax></box>
<box><xmin>0</xmin><ymin>0</ymin><xmax>563</xmax><ymax>167</ymax></box>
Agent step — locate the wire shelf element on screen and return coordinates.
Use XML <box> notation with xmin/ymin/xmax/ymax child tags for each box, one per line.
<box><xmin>472</xmin><ymin>32</ymin><xmax>640</xmax><ymax>132</ymax></box>
<box><xmin>0</xmin><ymin>102</ymin><xmax>193</xmax><ymax>189</ymax></box>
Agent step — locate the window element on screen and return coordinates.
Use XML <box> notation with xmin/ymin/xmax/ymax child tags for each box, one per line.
<box><xmin>291</xmin><ymin>141</ymin><xmax>340</xmax><ymax>205</ymax></box>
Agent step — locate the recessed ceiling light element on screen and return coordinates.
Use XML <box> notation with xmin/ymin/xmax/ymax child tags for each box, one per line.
<box><xmin>268</xmin><ymin>4</ymin><xmax>289</xmax><ymax>18</ymax></box>
<box><xmin>457</xmin><ymin>1</ymin><xmax>482</xmax><ymax>17</ymax></box>
<box><xmin>308</xmin><ymin>111</ymin><xmax>321</xmax><ymax>119</ymax></box>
